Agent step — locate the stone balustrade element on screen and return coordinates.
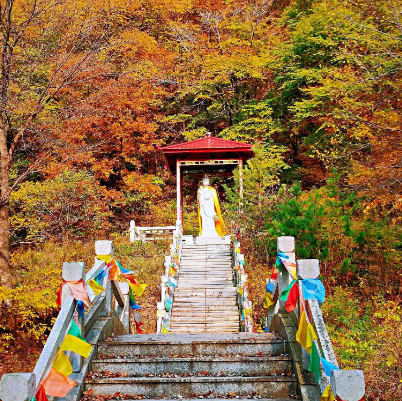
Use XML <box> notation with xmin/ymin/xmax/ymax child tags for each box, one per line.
<box><xmin>269</xmin><ymin>236</ymin><xmax>365</xmax><ymax>401</ymax></box>
<box><xmin>156</xmin><ymin>221</ymin><xmax>183</xmax><ymax>334</ymax></box>
<box><xmin>232</xmin><ymin>235</ymin><xmax>253</xmax><ymax>332</ymax></box>
<box><xmin>0</xmin><ymin>240</ymin><xmax>130</xmax><ymax>401</ymax></box>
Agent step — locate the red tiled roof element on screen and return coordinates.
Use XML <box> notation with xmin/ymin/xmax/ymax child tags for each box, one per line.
<box><xmin>161</xmin><ymin>136</ymin><xmax>252</xmax><ymax>152</ymax></box>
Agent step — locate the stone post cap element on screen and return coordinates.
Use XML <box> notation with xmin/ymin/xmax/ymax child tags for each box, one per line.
<box><xmin>0</xmin><ymin>372</ymin><xmax>36</xmax><ymax>401</ymax></box>
<box><xmin>297</xmin><ymin>259</ymin><xmax>320</xmax><ymax>279</ymax></box>
<box><xmin>62</xmin><ymin>262</ymin><xmax>86</xmax><ymax>281</ymax></box>
<box><xmin>330</xmin><ymin>369</ymin><xmax>365</xmax><ymax>401</ymax></box>
<box><xmin>277</xmin><ymin>236</ymin><xmax>295</xmax><ymax>253</ymax></box>
<box><xmin>95</xmin><ymin>240</ymin><xmax>114</xmax><ymax>256</ymax></box>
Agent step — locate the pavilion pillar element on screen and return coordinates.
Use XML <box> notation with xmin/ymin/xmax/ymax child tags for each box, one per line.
<box><xmin>176</xmin><ymin>158</ymin><xmax>183</xmax><ymax>226</ymax></box>
<box><xmin>239</xmin><ymin>157</ymin><xmax>244</xmax><ymax>200</ymax></box>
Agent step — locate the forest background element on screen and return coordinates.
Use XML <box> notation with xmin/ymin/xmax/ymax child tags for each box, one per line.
<box><xmin>0</xmin><ymin>0</ymin><xmax>401</xmax><ymax>400</ymax></box>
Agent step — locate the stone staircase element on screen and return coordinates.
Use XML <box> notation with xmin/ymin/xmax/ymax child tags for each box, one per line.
<box><xmin>170</xmin><ymin>242</ymin><xmax>238</xmax><ymax>333</ymax></box>
<box><xmin>84</xmin><ymin>333</ymin><xmax>297</xmax><ymax>400</ymax></box>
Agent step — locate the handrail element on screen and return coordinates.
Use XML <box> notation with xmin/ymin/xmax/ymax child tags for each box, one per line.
<box><xmin>0</xmin><ymin>240</ymin><xmax>131</xmax><ymax>401</ymax></box>
<box><xmin>268</xmin><ymin>236</ymin><xmax>365</xmax><ymax>401</ymax></box>
<box><xmin>130</xmin><ymin>220</ymin><xmax>176</xmax><ymax>242</ymax></box>
<box><xmin>156</xmin><ymin>221</ymin><xmax>183</xmax><ymax>334</ymax></box>
<box><xmin>232</xmin><ymin>233</ymin><xmax>253</xmax><ymax>332</ymax></box>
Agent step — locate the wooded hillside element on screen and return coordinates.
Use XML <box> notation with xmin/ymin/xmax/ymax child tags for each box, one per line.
<box><xmin>0</xmin><ymin>0</ymin><xmax>401</xmax><ymax>400</ymax></box>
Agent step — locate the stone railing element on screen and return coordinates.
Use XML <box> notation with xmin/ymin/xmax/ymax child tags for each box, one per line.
<box><xmin>130</xmin><ymin>220</ymin><xmax>176</xmax><ymax>242</ymax></box>
<box><xmin>156</xmin><ymin>221</ymin><xmax>183</xmax><ymax>334</ymax></box>
<box><xmin>0</xmin><ymin>240</ymin><xmax>130</xmax><ymax>401</ymax></box>
<box><xmin>232</xmin><ymin>235</ymin><xmax>253</xmax><ymax>332</ymax></box>
<box><xmin>268</xmin><ymin>236</ymin><xmax>365</xmax><ymax>401</ymax></box>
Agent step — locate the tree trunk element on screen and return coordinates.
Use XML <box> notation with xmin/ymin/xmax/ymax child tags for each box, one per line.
<box><xmin>0</xmin><ymin>127</ymin><xmax>12</xmax><ymax>288</ymax></box>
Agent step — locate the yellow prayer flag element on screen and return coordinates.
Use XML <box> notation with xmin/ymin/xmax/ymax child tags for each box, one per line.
<box><xmin>60</xmin><ymin>334</ymin><xmax>92</xmax><ymax>359</ymax></box>
<box><xmin>263</xmin><ymin>292</ymin><xmax>275</xmax><ymax>308</ymax></box>
<box><xmin>320</xmin><ymin>385</ymin><xmax>336</xmax><ymax>401</ymax></box>
<box><xmin>161</xmin><ymin>325</ymin><xmax>169</xmax><ymax>334</ymax></box>
<box><xmin>128</xmin><ymin>282</ymin><xmax>147</xmax><ymax>297</ymax></box>
<box><xmin>87</xmin><ymin>279</ymin><xmax>105</xmax><ymax>296</ymax></box>
<box><xmin>52</xmin><ymin>351</ymin><xmax>73</xmax><ymax>377</ymax></box>
<box><xmin>244</xmin><ymin>307</ymin><xmax>252</xmax><ymax>318</ymax></box>
<box><xmin>96</xmin><ymin>254</ymin><xmax>113</xmax><ymax>263</ymax></box>
<box><xmin>296</xmin><ymin>311</ymin><xmax>317</xmax><ymax>353</ymax></box>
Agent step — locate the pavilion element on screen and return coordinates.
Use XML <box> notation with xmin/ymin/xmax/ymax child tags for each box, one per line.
<box><xmin>160</xmin><ymin>132</ymin><xmax>253</xmax><ymax>225</ymax></box>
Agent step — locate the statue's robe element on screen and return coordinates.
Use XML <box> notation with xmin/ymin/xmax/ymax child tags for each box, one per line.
<box><xmin>197</xmin><ymin>186</ymin><xmax>224</xmax><ymax>237</ymax></box>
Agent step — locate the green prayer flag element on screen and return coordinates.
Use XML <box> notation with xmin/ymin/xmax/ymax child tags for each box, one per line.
<box><xmin>68</xmin><ymin>320</ymin><xmax>86</xmax><ymax>342</ymax></box>
<box><xmin>308</xmin><ymin>342</ymin><xmax>322</xmax><ymax>383</ymax></box>
<box><xmin>280</xmin><ymin>279</ymin><xmax>296</xmax><ymax>301</ymax></box>
<box><xmin>275</xmin><ymin>256</ymin><xmax>285</xmax><ymax>272</ymax></box>
<box><xmin>129</xmin><ymin>288</ymin><xmax>135</xmax><ymax>302</ymax></box>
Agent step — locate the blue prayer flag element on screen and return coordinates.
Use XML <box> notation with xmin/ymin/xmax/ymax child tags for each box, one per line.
<box><xmin>266</xmin><ymin>282</ymin><xmax>275</xmax><ymax>293</ymax></box>
<box><xmin>302</xmin><ymin>279</ymin><xmax>326</xmax><ymax>303</ymax></box>
<box><xmin>321</xmin><ymin>357</ymin><xmax>339</xmax><ymax>377</ymax></box>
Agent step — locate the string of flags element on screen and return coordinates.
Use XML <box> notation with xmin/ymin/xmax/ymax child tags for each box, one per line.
<box><xmin>264</xmin><ymin>251</ymin><xmax>341</xmax><ymax>401</ymax></box>
<box><xmin>31</xmin><ymin>321</ymin><xmax>92</xmax><ymax>401</ymax></box>
<box><xmin>55</xmin><ymin>254</ymin><xmax>147</xmax><ymax>331</ymax></box>
<box><xmin>234</xmin><ymin>239</ymin><xmax>253</xmax><ymax>332</ymax></box>
<box><xmin>159</xmin><ymin>235</ymin><xmax>182</xmax><ymax>334</ymax></box>
<box><xmin>41</xmin><ymin>253</ymin><xmax>147</xmax><ymax>400</ymax></box>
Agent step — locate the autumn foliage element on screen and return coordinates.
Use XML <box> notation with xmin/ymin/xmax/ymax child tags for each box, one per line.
<box><xmin>0</xmin><ymin>0</ymin><xmax>402</xmax><ymax>399</ymax></box>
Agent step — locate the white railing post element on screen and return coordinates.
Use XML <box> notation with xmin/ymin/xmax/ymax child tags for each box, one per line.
<box><xmin>62</xmin><ymin>262</ymin><xmax>86</xmax><ymax>373</ymax></box>
<box><xmin>130</xmin><ymin>220</ymin><xmax>136</xmax><ymax>242</ymax></box>
<box><xmin>0</xmin><ymin>372</ymin><xmax>36</xmax><ymax>401</ymax></box>
<box><xmin>330</xmin><ymin>370</ymin><xmax>365</xmax><ymax>401</ymax></box>
<box><xmin>95</xmin><ymin>240</ymin><xmax>114</xmax><ymax>316</ymax></box>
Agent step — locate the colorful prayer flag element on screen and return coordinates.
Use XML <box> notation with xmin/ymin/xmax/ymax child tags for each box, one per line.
<box><xmin>279</xmin><ymin>279</ymin><xmax>299</xmax><ymax>312</ymax></box>
<box><xmin>96</xmin><ymin>254</ymin><xmax>113</xmax><ymax>264</ymax></box>
<box><xmin>134</xmin><ymin>311</ymin><xmax>144</xmax><ymax>333</ymax></box>
<box><xmin>41</xmin><ymin>367</ymin><xmax>76</xmax><ymax>397</ymax></box>
<box><xmin>60</xmin><ymin>334</ymin><xmax>92</xmax><ymax>359</ymax></box>
<box><xmin>76</xmin><ymin>300</ymin><xmax>85</xmax><ymax>317</ymax></box>
<box><xmin>296</xmin><ymin>310</ymin><xmax>317</xmax><ymax>353</ymax></box>
<box><xmin>280</xmin><ymin>279</ymin><xmax>297</xmax><ymax>301</ymax></box>
<box><xmin>67</xmin><ymin>280</ymin><xmax>90</xmax><ymax>308</ymax></box>
<box><xmin>320</xmin><ymin>385</ymin><xmax>336</xmax><ymax>401</ymax></box>
<box><xmin>308</xmin><ymin>342</ymin><xmax>322</xmax><ymax>383</ymax></box>
<box><xmin>263</xmin><ymin>292</ymin><xmax>275</xmax><ymax>308</ymax></box>
<box><xmin>94</xmin><ymin>269</ymin><xmax>107</xmax><ymax>285</ymax></box>
<box><xmin>302</xmin><ymin>279</ymin><xmax>326</xmax><ymax>303</ymax></box>
<box><xmin>52</xmin><ymin>351</ymin><xmax>73</xmax><ymax>377</ymax></box>
<box><xmin>68</xmin><ymin>320</ymin><xmax>86</xmax><ymax>342</ymax></box>
<box><xmin>33</xmin><ymin>385</ymin><xmax>48</xmax><ymax>401</ymax></box>
<box><xmin>128</xmin><ymin>282</ymin><xmax>147</xmax><ymax>297</ymax></box>
<box><xmin>87</xmin><ymin>279</ymin><xmax>105</xmax><ymax>297</ymax></box>
<box><xmin>321</xmin><ymin>357</ymin><xmax>339</xmax><ymax>377</ymax></box>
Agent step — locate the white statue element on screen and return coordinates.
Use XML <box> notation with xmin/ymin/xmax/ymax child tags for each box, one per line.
<box><xmin>198</xmin><ymin>177</ymin><xmax>224</xmax><ymax>237</ymax></box>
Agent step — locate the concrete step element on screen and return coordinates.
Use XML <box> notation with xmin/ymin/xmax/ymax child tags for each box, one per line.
<box><xmin>97</xmin><ymin>333</ymin><xmax>286</xmax><ymax>358</ymax></box>
<box><xmin>91</xmin><ymin>356</ymin><xmax>292</xmax><ymax>376</ymax></box>
<box><xmin>84</xmin><ymin>375</ymin><xmax>297</xmax><ymax>398</ymax></box>
<box><xmin>89</xmin><ymin>398</ymin><xmax>295</xmax><ymax>401</ymax></box>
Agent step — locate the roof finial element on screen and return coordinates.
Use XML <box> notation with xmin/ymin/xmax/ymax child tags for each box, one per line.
<box><xmin>206</xmin><ymin>131</ymin><xmax>212</xmax><ymax>137</ymax></box>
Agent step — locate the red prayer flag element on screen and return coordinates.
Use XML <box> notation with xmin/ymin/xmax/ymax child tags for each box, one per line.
<box><xmin>55</xmin><ymin>282</ymin><xmax>64</xmax><ymax>307</ymax></box>
<box><xmin>34</xmin><ymin>385</ymin><xmax>48</xmax><ymax>401</ymax></box>
<box><xmin>123</xmin><ymin>274</ymin><xmax>137</xmax><ymax>285</ymax></box>
<box><xmin>285</xmin><ymin>281</ymin><xmax>299</xmax><ymax>312</ymax></box>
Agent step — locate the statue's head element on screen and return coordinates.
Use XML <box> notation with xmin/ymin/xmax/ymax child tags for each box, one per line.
<box><xmin>202</xmin><ymin>176</ymin><xmax>210</xmax><ymax>186</ymax></box>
